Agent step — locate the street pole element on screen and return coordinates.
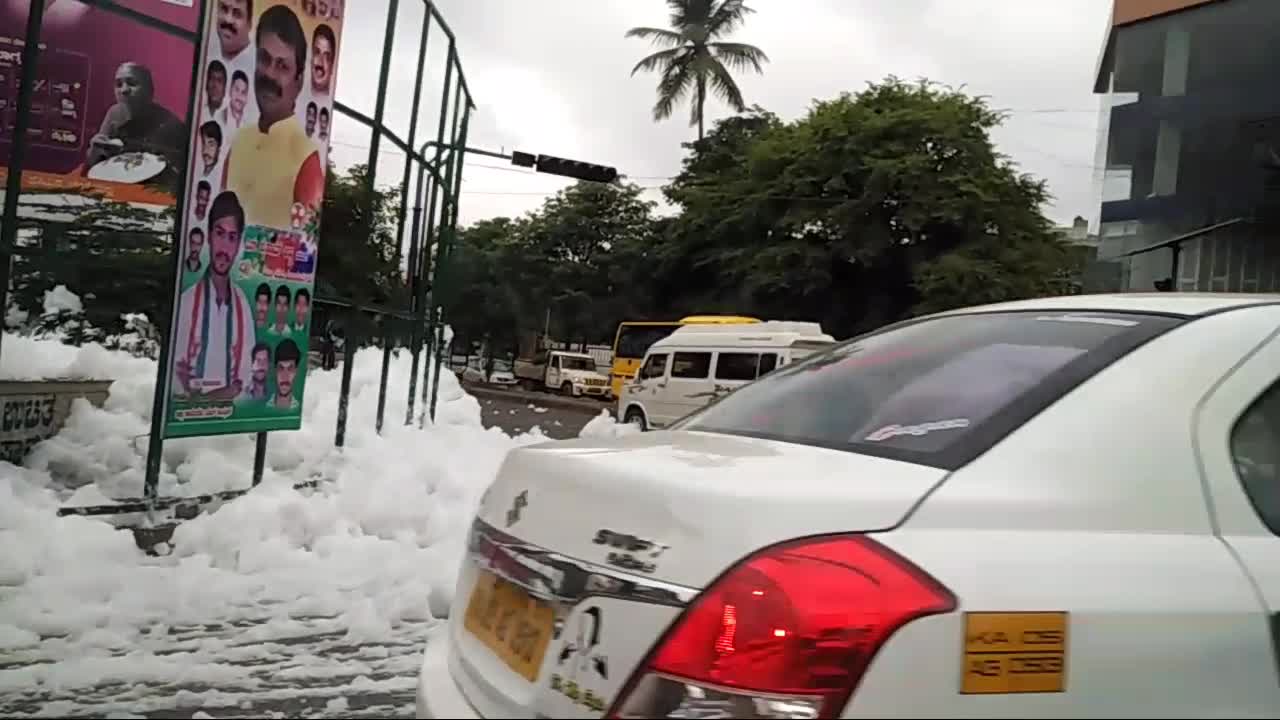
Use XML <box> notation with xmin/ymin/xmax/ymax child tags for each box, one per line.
<box><xmin>0</xmin><ymin>0</ymin><xmax>48</xmax><ymax>364</ymax></box>
<box><xmin>395</xmin><ymin>9</ymin><xmax>432</xmax><ymax>428</ymax></box>
<box><xmin>419</xmin><ymin>41</ymin><xmax>455</xmax><ymax>427</ymax></box>
<box><xmin>405</xmin><ymin>163</ymin><xmax>427</xmax><ymax>425</ymax></box>
<box><xmin>144</xmin><ymin>0</ymin><xmax>210</xmax><ymax>503</ymax></box>
<box><xmin>252</xmin><ymin>432</ymin><xmax>267</xmax><ymax>486</ymax></box>
<box><xmin>428</xmin><ymin>101</ymin><xmax>469</xmax><ymax>422</ymax></box>
<box><xmin>370</xmin><ymin>0</ymin><xmax>400</xmax><ymax>436</ymax></box>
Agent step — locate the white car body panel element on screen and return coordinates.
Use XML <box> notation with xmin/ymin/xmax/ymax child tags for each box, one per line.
<box><xmin>477</xmin><ymin>433</ymin><xmax>948</xmax><ymax>589</ymax></box>
<box><xmin>1192</xmin><ymin>315</ymin><xmax>1280</xmax><ymax>678</ymax></box>
<box><xmin>932</xmin><ymin>291</ymin><xmax>1280</xmax><ymax>317</ymax></box>
<box><xmin>906</xmin><ymin>302</ymin><xmax>1280</xmax><ymax>534</ymax></box>
<box><xmin>419</xmin><ymin>294</ymin><xmax>1280</xmax><ymax>719</ymax></box>
<box><xmin>853</xmin><ymin>530</ymin><xmax>1276</xmax><ymax>718</ymax></box>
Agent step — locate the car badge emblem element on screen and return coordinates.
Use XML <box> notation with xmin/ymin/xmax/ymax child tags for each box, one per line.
<box><xmin>506</xmin><ymin>490</ymin><xmax>528</xmax><ymax>528</ymax></box>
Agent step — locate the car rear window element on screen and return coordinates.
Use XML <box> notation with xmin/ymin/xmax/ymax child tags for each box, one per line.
<box><xmin>677</xmin><ymin>310</ymin><xmax>1182</xmax><ymax>469</ymax></box>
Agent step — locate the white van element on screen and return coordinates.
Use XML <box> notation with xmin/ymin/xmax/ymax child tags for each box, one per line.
<box><xmin>618</xmin><ymin>320</ymin><xmax>835</xmax><ymax>430</ymax></box>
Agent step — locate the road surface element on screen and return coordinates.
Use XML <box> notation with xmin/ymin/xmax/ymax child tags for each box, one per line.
<box><xmin>475</xmin><ymin>390</ymin><xmax>604</xmax><ymax>439</ymax></box>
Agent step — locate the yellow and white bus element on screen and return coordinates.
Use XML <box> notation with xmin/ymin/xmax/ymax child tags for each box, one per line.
<box><xmin>609</xmin><ymin>315</ymin><xmax>760</xmax><ymax>397</ymax></box>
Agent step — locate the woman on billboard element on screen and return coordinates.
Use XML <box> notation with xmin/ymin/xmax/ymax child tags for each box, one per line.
<box><xmin>86</xmin><ymin>62</ymin><xmax>186</xmax><ymax>178</ymax></box>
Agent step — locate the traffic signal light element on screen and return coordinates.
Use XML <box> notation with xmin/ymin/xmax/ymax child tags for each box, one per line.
<box><xmin>511</xmin><ymin>151</ymin><xmax>618</xmax><ymax>184</ymax></box>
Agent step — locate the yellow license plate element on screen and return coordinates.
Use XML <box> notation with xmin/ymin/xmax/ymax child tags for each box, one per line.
<box><xmin>463</xmin><ymin>570</ymin><xmax>555</xmax><ymax>681</ymax></box>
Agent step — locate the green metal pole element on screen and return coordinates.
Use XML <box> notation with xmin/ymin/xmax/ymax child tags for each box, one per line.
<box><xmin>419</xmin><ymin>41</ymin><xmax>455</xmax><ymax>426</ymax></box>
<box><xmin>392</xmin><ymin>7</ymin><xmax>429</xmax><ymax>271</ymax></box>
<box><xmin>0</xmin><ymin>0</ymin><xmax>48</xmax><ymax>365</ymax></box>
<box><xmin>252</xmin><ymin>432</ymin><xmax>267</xmax><ymax>486</ymax></box>
<box><xmin>143</xmin><ymin>0</ymin><xmax>210</xmax><ymax>503</ymax></box>
<box><xmin>391</xmin><ymin>8</ymin><xmax>431</xmax><ymax>427</ymax></box>
<box><xmin>420</xmin><ymin>155</ymin><xmax>450</xmax><ymax>426</ymax></box>
<box><xmin>426</xmin><ymin>78</ymin><xmax>465</xmax><ymax>421</ymax></box>
<box><xmin>405</xmin><ymin>161</ymin><xmax>427</xmax><ymax>425</ymax></box>
<box><xmin>353</xmin><ymin>0</ymin><xmax>400</xmax><ymax>441</ymax></box>
<box><xmin>428</xmin><ymin>103</ymin><xmax>469</xmax><ymax>422</ymax></box>
<box><xmin>417</xmin><ymin>159</ymin><xmax>449</xmax><ymax>426</ymax></box>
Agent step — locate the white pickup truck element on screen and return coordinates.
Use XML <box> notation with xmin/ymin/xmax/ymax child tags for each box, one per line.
<box><xmin>513</xmin><ymin>350</ymin><xmax>612</xmax><ymax>399</ymax></box>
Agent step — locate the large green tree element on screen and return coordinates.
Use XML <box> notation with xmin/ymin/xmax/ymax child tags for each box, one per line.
<box><xmin>438</xmin><ymin>216</ymin><xmax>531</xmax><ymax>359</ymax></box>
<box><xmin>627</xmin><ymin>0</ymin><xmax>769</xmax><ymax>140</ymax></box>
<box><xmin>313</xmin><ymin>163</ymin><xmax>409</xmax><ymax>342</ymax></box>
<box><xmin>441</xmin><ymin>182</ymin><xmax>660</xmax><ymax>356</ymax></box>
<box><xmin>315</xmin><ymin>163</ymin><xmax>407</xmax><ymax>308</ymax></box>
<box><xmin>663</xmin><ymin>77</ymin><xmax>1083</xmax><ymax>337</ymax></box>
<box><xmin>523</xmin><ymin>181</ymin><xmax>659</xmax><ymax>344</ymax></box>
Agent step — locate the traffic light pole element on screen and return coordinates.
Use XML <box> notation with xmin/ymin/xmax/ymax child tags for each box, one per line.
<box><xmin>420</xmin><ymin>142</ymin><xmax>509</xmax><ymax>161</ymax></box>
<box><xmin>420</xmin><ymin>143</ymin><xmax>618</xmax><ymax>184</ymax></box>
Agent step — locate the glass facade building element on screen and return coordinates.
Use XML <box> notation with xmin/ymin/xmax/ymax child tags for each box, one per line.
<box><xmin>1093</xmin><ymin>0</ymin><xmax>1280</xmax><ymax>292</ymax></box>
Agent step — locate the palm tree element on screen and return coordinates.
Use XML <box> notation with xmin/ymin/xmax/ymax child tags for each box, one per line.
<box><xmin>626</xmin><ymin>0</ymin><xmax>769</xmax><ymax>141</ymax></box>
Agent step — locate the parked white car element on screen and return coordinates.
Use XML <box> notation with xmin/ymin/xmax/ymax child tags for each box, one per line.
<box><xmin>460</xmin><ymin>358</ymin><xmax>518</xmax><ymax>388</ymax></box>
<box><xmin>417</xmin><ymin>293</ymin><xmax>1280</xmax><ymax>719</ymax></box>
<box><xmin>618</xmin><ymin>320</ymin><xmax>835</xmax><ymax>431</ymax></box>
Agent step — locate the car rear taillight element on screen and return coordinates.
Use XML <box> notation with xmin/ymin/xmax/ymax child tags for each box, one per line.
<box><xmin>608</xmin><ymin>534</ymin><xmax>956</xmax><ymax>719</ymax></box>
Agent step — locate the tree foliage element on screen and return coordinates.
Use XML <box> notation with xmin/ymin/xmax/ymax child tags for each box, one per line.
<box><xmin>627</xmin><ymin>0</ymin><xmax>769</xmax><ymax>140</ymax></box>
<box><xmin>316</xmin><ymin>163</ymin><xmax>407</xmax><ymax>308</ymax></box>
<box><xmin>441</xmin><ymin>182</ymin><xmax>662</xmax><ymax>360</ymax></box>
<box><xmin>441</xmin><ymin>77</ymin><xmax>1085</xmax><ymax>350</ymax></box>
<box><xmin>660</xmin><ymin>78</ymin><xmax>1082</xmax><ymax>336</ymax></box>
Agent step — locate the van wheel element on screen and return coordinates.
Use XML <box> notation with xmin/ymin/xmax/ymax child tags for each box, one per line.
<box><xmin>623</xmin><ymin>407</ymin><xmax>647</xmax><ymax>432</ymax></box>
<box><xmin>561</xmin><ymin>382</ymin><xmax>574</xmax><ymax>397</ymax></box>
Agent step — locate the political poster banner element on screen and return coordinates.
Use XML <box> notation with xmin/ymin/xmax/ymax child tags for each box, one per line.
<box><xmin>0</xmin><ymin>0</ymin><xmax>201</xmax><ymax>206</ymax></box>
<box><xmin>164</xmin><ymin>0</ymin><xmax>342</xmax><ymax>439</ymax></box>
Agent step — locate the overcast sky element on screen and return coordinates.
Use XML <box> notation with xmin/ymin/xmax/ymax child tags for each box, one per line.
<box><xmin>326</xmin><ymin>0</ymin><xmax>1114</xmax><ymax>231</ymax></box>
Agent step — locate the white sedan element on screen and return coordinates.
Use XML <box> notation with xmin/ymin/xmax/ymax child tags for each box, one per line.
<box><xmin>461</xmin><ymin>360</ymin><xmax>518</xmax><ymax>388</ymax></box>
<box><xmin>417</xmin><ymin>293</ymin><xmax>1280</xmax><ymax>719</ymax></box>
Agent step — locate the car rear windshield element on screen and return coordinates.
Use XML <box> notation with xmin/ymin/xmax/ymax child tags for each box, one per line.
<box><xmin>677</xmin><ymin>310</ymin><xmax>1183</xmax><ymax>469</ymax></box>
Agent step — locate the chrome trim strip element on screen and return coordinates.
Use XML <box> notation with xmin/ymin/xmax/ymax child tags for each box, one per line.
<box><xmin>466</xmin><ymin>518</ymin><xmax>698</xmax><ymax>619</ymax></box>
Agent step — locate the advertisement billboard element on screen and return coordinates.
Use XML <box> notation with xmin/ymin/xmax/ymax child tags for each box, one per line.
<box><xmin>164</xmin><ymin>0</ymin><xmax>342</xmax><ymax>438</ymax></box>
<box><xmin>0</xmin><ymin>0</ymin><xmax>201</xmax><ymax>205</ymax></box>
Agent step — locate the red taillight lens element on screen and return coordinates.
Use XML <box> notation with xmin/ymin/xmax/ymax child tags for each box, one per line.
<box><xmin>609</xmin><ymin>534</ymin><xmax>956</xmax><ymax>719</ymax></box>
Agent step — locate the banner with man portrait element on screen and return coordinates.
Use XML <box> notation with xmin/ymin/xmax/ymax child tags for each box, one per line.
<box><xmin>163</xmin><ymin>0</ymin><xmax>342</xmax><ymax>439</ymax></box>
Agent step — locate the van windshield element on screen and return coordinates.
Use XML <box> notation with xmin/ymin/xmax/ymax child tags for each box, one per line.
<box><xmin>676</xmin><ymin>310</ymin><xmax>1182</xmax><ymax>469</ymax></box>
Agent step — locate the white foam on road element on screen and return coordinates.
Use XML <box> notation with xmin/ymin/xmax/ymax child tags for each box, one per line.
<box><xmin>0</xmin><ymin>333</ymin><xmax>565</xmax><ymax>717</ymax></box>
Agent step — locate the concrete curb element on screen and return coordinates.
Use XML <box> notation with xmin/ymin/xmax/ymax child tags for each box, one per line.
<box><xmin>462</xmin><ymin>382</ymin><xmax>612</xmax><ymax>415</ymax></box>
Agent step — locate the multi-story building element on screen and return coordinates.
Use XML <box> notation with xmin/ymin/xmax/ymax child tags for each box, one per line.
<box><xmin>1093</xmin><ymin>0</ymin><xmax>1280</xmax><ymax>292</ymax></box>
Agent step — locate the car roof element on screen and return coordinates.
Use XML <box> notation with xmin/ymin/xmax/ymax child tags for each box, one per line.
<box><xmin>933</xmin><ymin>292</ymin><xmax>1280</xmax><ymax>318</ymax></box>
<box><xmin>652</xmin><ymin>320</ymin><xmax>835</xmax><ymax>351</ymax></box>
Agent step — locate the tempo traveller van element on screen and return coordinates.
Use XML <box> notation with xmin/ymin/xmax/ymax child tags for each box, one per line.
<box><xmin>617</xmin><ymin>320</ymin><xmax>835</xmax><ymax>430</ymax></box>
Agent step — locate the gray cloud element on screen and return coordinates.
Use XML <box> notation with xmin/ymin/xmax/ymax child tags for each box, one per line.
<box><xmin>327</xmin><ymin>1</ymin><xmax>1111</xmax><ymax>229</ymax></box>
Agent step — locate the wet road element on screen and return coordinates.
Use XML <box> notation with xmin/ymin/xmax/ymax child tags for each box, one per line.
<box><xmin>476</xmin><ymin>390</ymin><xmax>606</xmax><ymax>439</ymax></box>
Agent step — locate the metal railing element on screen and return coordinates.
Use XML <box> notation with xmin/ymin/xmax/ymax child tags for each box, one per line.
<box><xmin>0</xmin><ymin>0</ymin><xmax>475</xmax><ymax>519</ymax></box>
